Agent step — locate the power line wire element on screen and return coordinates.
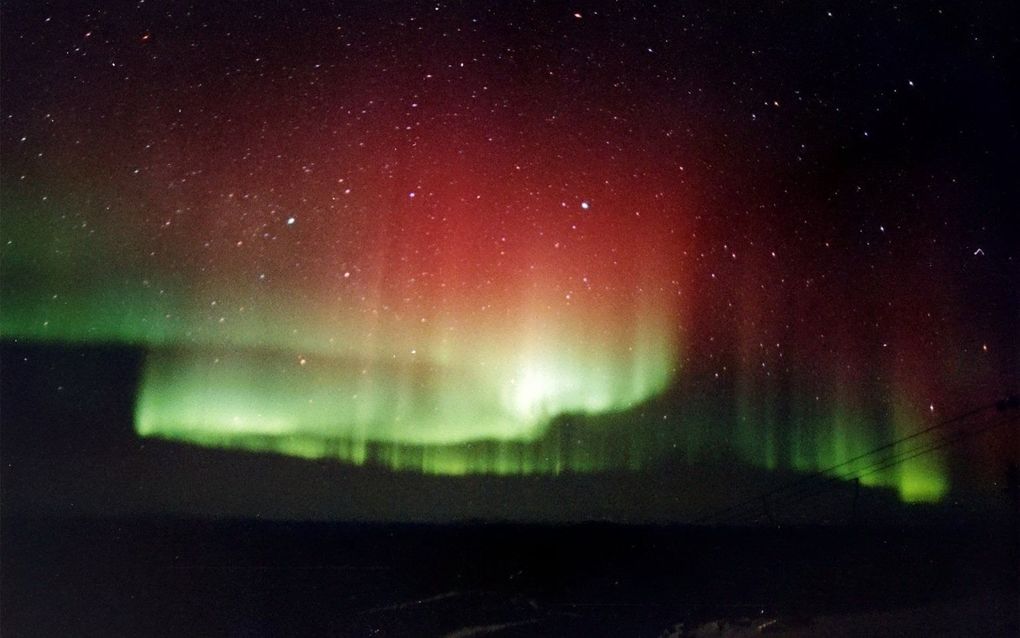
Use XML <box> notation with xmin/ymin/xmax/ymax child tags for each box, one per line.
<box><xmin>697</xmin><ymin>396</ymin><xmax>1018</xmax><ymax>525</ymax></box>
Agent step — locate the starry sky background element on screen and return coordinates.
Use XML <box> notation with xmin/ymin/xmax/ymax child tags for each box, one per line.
<box><xmin>2</xmin><ymin>1</ymin><xmax>1016</xmax><ymax>508</ymax></box>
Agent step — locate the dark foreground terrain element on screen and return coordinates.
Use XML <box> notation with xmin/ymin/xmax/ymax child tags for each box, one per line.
<box><xmin>2</xmin><ymin>516</ymin><xmax>1017</xmax><ymax>637</ymax></box>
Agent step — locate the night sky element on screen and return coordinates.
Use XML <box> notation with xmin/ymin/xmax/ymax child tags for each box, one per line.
<box><xmin>2</xmin><ymin>1</ymin><xmax>1016</xmax><ymax>506</ymax></box>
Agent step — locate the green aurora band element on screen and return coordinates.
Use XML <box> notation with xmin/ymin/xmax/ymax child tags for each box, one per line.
<box><xmin>127</xmin><ymin>344</ymin><xmax>948</xmax><ymax>503</ymax></box>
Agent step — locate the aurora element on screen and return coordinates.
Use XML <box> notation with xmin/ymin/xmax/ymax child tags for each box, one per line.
<box><xmin>2</xmin><ymin>0</ymin><xmax>1013</xmax><ymax>510</ymax></box>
